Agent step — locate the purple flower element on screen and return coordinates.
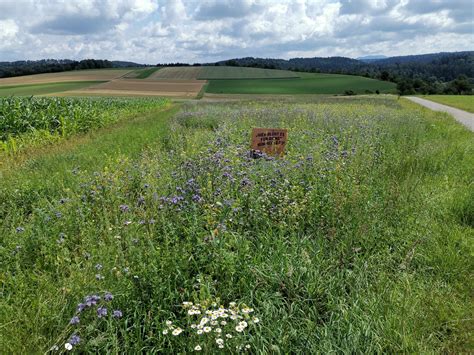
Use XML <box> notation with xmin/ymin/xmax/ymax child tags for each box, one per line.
<box><xmin>192</xmin><ymin>194</ymin><xmax>202</xmax><ymax>202</ymax></box>
<box><xmin>69</xmin><ymin>316</ymin><xmax>80</xmax><ymax>325</ymax></box>
<box><xmin>77</xmin><ymin>303</ymin><xmax>86</xmax><ymax>312</ymax></box>
<box><xmin>241</xmin><ymin>177</ymin><xmax>251</xmax><ymax>187</ymax></box>
<box><xmin>113</xmin><ymin>310</ymin><xmax>123</xmax><ymax>318</ymax></box>
<box><xmin>119</xmin><ymin>204</ymin><xmax>130</xmax><ymax>213</ymax></box>
<box><xmin>95</xmin><ymin>264</ymin><xmax>103</xmax><ymax>270</ymax></box>
<box><xmin>84</xmin><ymin>294</ymin><xmax>101</xmax><ymax>306</ymax></box>
<box><xmin>104</xmin><ymin>292</ymin><xmax>113</xmax><ymax>301</ymax></box>
<box><xmin>69</xmin><ymin>334</ymin><xmax>80</xmax><ymax>345</ymax></box>
<box><xmin>16</xmin><ymin>227</ymin><xmax>25</xmax><ymax>233</ymax></box>
<box><xmin>97</xmin><ymin>307</ymin><xmax>107</xmax><ymax>318</ymax></box>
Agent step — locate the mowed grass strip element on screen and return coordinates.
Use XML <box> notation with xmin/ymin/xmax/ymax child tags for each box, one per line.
<box><xmin>206</xmin><ymin>74</ymin><xmax>396</xmax><ymax>94</ymax></box>
<box><xmin>420</xmin><ymin>95</ymin><xmax>474</xmax><ymax>113</ymax></box>
<box><xmin>0</xmin><ymin>81</ymin><xmax>106</xmax><ymax>96</ymax></box>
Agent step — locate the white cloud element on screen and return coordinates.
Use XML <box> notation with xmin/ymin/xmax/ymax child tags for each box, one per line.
<box><xmin>0</xmin><ymin>0</ymin><xmax>472</xmax><ymax>63</ymax></box>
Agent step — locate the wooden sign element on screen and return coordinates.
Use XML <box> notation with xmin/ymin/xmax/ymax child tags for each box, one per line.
<box><xmin>250</xmin><ymin>128</ymin><xmax>288</xmax><ymax>156</ymax></box>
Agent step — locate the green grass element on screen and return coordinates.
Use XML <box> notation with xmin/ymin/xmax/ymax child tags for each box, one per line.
<box><xmin>133</xmin><ymin>67</ymin><xmax>161</xmax><ymax>79</ymax></box>
<box><xmin>206</xmin><ymin>73</ymin><xmax>396</xmax><ymax>94</ymax></box>
<box><xmin>198</xmin><ymin>66</ymin><xmax>300</xmax><ymax>79</ymax></box>
<box><xmin>420</xmin><ymin>95</ymin><xmax>474</xmax><ymax>113</ymax></box>
<box><xmin>0</xmin><ymin>96</ymin><xmax>473</xmax><ymax>353</ymax></box>
<box><xmin>0</xmin><ymin>81</ymin><xmax>104</xmax><ymax>96</ymax></box>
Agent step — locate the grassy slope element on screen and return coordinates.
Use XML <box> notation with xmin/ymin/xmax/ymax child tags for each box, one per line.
<box><xmin>0</xmin><ymin>81</ymin><xmax>105</xmax><ymax>96</ymax></box>
<box><xmin>198</xmin><ymin>66</ymin><xmax>300</xmax><ymax>79</ymax></box>
<box><xmin>420</xmin><ymin>95</ymin><xmax>474</xmax><ymax>113</ymax></box>
<box><xmin>1</xmin><ymin>97</ymin><xmax>473</xmax><ymax>353</ymax></box>
<box><xmin>206</xmin><ymin>73</ymin><xmax>396</xmax><ymax>94</ymax></box>
<box><xmin>129</xmin><ymin>67</ymin><xmax>161</xmax><ymax>79</ymax></box>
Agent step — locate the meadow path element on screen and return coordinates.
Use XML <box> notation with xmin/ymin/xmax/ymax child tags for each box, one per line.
<box><xmin>406</xmin><ymin>96</ymin><xmax>474</xmax><ymax>132</ymax></box>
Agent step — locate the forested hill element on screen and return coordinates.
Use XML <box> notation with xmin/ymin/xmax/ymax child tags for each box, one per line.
<box><xmin>0</xmin><ymin>59</ymin><xmax>145</xmax><ymax>78</ymax></box>
<box><xmin>216</xmin><ymin>51</ymin><xmax>474</xmax><ymax>82</ymax></box>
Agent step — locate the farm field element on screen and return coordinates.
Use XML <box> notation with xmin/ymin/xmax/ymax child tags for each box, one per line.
<box><xmin>206</xmin><ymin>73</ymin><xmax>396</xmax><ymax>94</ymax></box>
<box><xmin>1</xmin><ymin>95</ymin><xmax>473</xmax><ymax>353</ymax></box>
<box><xmin>64</xmin><ymin>79</ymin><xmax>206</xmax><ymax>98</ymax></box>
<box><xmin>0</xmin><ymin>96</ymin><xmax>170</xmax><ymax>154</ymax></box>
<box><xmin>0</xmin><ymin>67</ymin><xmax>396</xmax><ymax>97</ymax></box>
<box><xmin>123</xmin><ymin>67</ymin><xmax>161</xmax><ymax>79</ymax></box>
<box><xmin>148</xmin><ymin>67</ymin><xmax>203</xmax><ymax>80</ymax></box>
<box><xmin>420</xmin><ymin>95</ymin><xmax>474</xmax><ymax>113</ymax></box>
<box><xmin>0</xmin><ymin>81</ymin><xmax>105</xmax><ymax>96</ymax></box>
<box><xmin>0</xmin><ymin>69</ymin><xmax>132</xmax><ymax>85</ymax></box>
<box><xmin>198</xmin><ymin>66</ymin><xmax>299</xmax><ymax>79</ymax></box>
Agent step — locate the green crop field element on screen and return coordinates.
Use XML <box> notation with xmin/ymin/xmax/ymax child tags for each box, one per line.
<box><xmin>0</xmin><ymin>81</ymin><xmax>105</xmax><ymax>96</ymax></box>
<box><xmin>420</xmin><ymin>95</ymin><xmax>474</xmax><ymax>113</ymax></box>
<box><xmin>124</xmin><ymin>67</ymin><xmax>161</xmax><ymax>79</ymax></box>
<box><xmin>198</xmin><ymin>66</ymin><xmax>299</xmax><ymax>79</ymax></box>
<box><xmin>0</xmin><ymin>96</ymin><xmax>169</xmax><ymax>153</ymax></box>
<box><xmin>206</xmin><ymin>73</ymin><xmax>396</xmax><ymax>94</ymax></box>
<box><xmin>1</xmin><ymin>95</ymin><xmax>472</xmax><ymax>353</ymax></box>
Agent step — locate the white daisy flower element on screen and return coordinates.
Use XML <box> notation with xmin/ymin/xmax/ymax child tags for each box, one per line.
<box><xmin>64</xmin><ymin>343</ymin><xmax>73</xmax><ymax>351</ymax></box>
<box><xmin>172</xmin><ymin>328</ymin><xmax>183</xmax><ymax>336</ymax></box>
<box><xmin>162</xmin><ymin>329</ymin><xmax>169</xmax><ymax>335</ymax></box>
<box><xmin>194</xmin><ymin>345</ymin><xmax>202</xmax><ymax>351</ymax></box>
<box><xmin>203</xmin><ymin>326</ymin><xmax>212</xmax><ymax>333</ymax></box>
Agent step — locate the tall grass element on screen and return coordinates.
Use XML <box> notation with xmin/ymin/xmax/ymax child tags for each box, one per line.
<box><xmin>0</xmin><ymin>97</ymin><xmax>472</xmax><ymax>353</ymax></box>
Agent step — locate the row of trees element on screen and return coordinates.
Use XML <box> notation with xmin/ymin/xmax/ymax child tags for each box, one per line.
<box><xmin>0</xmin><ymin>59</ymin><xmax>116</xmax><ymax>78</ymax></box>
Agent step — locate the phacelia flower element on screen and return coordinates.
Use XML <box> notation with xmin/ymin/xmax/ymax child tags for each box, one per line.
<box><xmin>97</xmin><ymin>307</ymin><xmax>107</xmax><ymax>318</ymax></box>
<box><xmin>104</xmin><ymin>292</ymin><xmax>113</xmax><ymax>301</ymax></box>
<box><xmin>69</xmin><ymin>316</ymin><xmax>80</xmax><ymax>325</ymax></box>
<box><xmin>113</xmin><ymin>310</ymin><xmax>122</xmax><ymax>318</ymax></box>
<box><xmin>69</xmin><ymin>334</ymin><xmax>80</xmax><ymax>345</ymax></box>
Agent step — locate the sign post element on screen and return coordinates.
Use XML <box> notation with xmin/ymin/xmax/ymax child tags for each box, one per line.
<box><xmin>250</xmin><ymin>128</ymin><xmax>288</xmax><ymax>157</ymax></box>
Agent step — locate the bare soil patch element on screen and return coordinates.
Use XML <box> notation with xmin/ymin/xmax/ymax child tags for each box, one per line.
<box><xmin>66</xmin><ymin>79</ymin><xmax>206</xmax><ymax>98</ymax></box>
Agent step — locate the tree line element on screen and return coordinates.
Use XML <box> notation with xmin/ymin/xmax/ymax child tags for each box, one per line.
<box><xmin>0</xmin><ymin>59</ymin><xmax>141</xmax><ymax>79</ymax></box>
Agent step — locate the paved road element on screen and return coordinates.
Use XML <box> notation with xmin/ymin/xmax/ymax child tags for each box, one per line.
<box><xmin>406</xmin><ymin>96</ymin><xmax>474</xmax><ymax>132</ymax></box>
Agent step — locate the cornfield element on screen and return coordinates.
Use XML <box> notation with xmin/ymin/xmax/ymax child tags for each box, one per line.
<box><xmin>0</xmin><ymin>96</ymin><xmax>169</xmax><ymax>152</ymax></box>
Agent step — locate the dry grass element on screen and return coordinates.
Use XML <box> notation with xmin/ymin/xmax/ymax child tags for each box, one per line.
<box><xmin>0</xmin><ymin>69</ymin><xmax>132</xmax><ymax>86</ymax></box>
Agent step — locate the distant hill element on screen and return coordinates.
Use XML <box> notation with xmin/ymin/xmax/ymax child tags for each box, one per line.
<box><xmin>214</xmin><ymin>51</ymin><xmax>474</xmax><ymax>82</ymax></box>
<box><xmin>357</xmin><ymin>55</ymin><xmax>388</xmax><ymax>62</ymax></box>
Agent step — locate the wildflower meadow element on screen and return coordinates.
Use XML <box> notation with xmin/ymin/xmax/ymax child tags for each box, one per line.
<box><xmin>1</xmin><ymin>96</ymin><xmax>473</xmax><ymax>353</ymax></box>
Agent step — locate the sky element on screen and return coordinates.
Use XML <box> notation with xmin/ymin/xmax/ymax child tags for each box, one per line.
<box><xmin>0</xmin><ymin>0</ymin><xmax>473</xmax><ymax>64</ymax></box>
